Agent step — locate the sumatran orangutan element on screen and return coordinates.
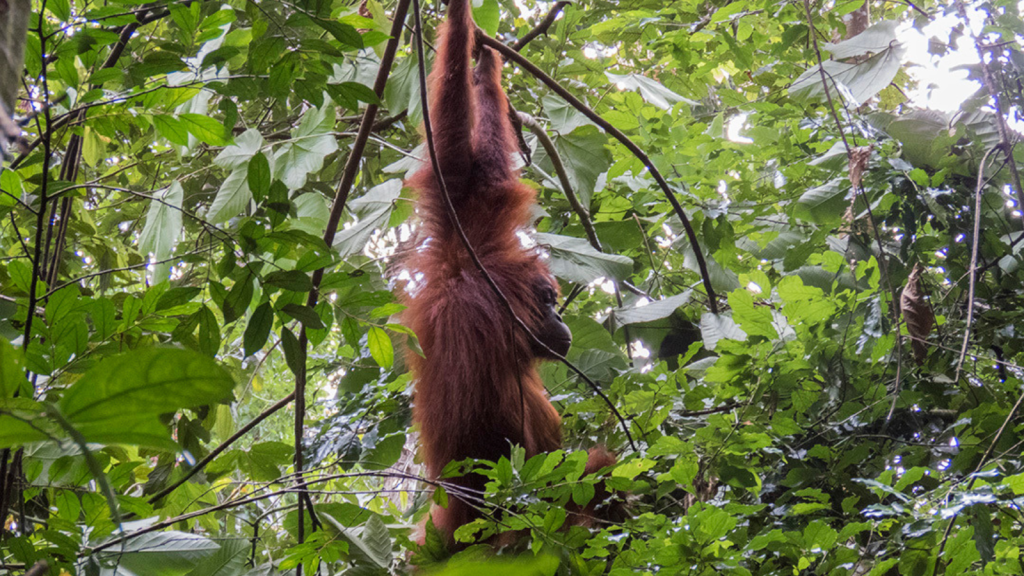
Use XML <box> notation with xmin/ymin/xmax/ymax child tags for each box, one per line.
<box><xmin>400</xmin><ymin>0</ymin><xmax>617</xmax><ymax>550</ymax></box>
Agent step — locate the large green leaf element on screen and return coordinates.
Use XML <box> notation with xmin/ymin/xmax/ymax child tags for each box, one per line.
<box><xmin>139</xmin><ymin>181</ymin><xmax>184</xmax><ymax>274</ymax></box>
<box><xmin>613</xmin><ymin>291</ymin><xmax>693</xmax><ymax>326</ymax></box>
<box><xmin>535</xmin><ymin>232</ymin><xmax>633</xmax><ymax>283</ymax></box>
<box><xmin>699</xmin><ymin>312</ymin><xmax>746</xmax><ymax>350</ymax></box>
<box><xmin>93</xmin><ymin>531</ymin><xmax>220</xmax><ymax>576</ymax></box>
<box><xmin>533</xmin><ymin>126</ymin><xmax>612</xmax><ymax>207</ymax></box>
<box><xmin>274</xmin><ymin>100</ymin><xmax>339</xmax><ymax>190</ymax></box>
<box><xmin>606</xmin><ymin>71</ymin><xmax>696</xmax><ymax>109</ymax></box>
<box><xmin>794</xmin><ymin>179</ymin><xmax>848</xmax><ymax>225</ymax></box>
<box><xmin>791</xmin><ymin>22</ymin><xmax>906</xmax><ymax>106</ymax></box>
<box><xmin>206</xmin><ymin>166</ymin><xmax>251</xmax><ymax>224</ymax></box>
<box><xmin>56</xmin><ymin>348</ymin><xmax>234</xmax><ymax>449</ymax></box>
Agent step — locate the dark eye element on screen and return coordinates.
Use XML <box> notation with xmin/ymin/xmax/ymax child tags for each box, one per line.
<box><xmin>537</xmin><ymin>283</ymin><xmax>557</xmax><ymax>307</ymax></box>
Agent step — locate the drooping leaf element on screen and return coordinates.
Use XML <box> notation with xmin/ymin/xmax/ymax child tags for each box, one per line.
<box><xmin>281</xmin><ymin>303</ymin><xmax>325</xmax><ymax>329</ymax></box>
<box><xmin>139</xmin><ymin>181</ymin><xmax>184</xmax><ymax>270</ymax></box>
<box><xmin>367</xmin><ymin>326</ymin><xmax>393</xmax><ymax>369</ymax></box>
<box><xmin>206</xmin><ymin>167</ymin><xmax>252</xmax><ymax>224</ymax></box>
<box><xmin>243</xmin><ymin>303</ymin><xmax>274</xmax><ymax>357</ymax></box>
<box><xmin>900</xmin><ymin>263</ymin><xmax>934</xmax><ymax>365</ymax></box>
<box><xmin>247</xmin><ymin>151</ymin><xmax>271</xmax><ymax>202</ymax></box>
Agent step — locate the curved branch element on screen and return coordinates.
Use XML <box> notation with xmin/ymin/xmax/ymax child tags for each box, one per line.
<box><xmin>519</xmin><ymin>111</ymin><xmax>637</xmax><ymax>361</ymax></box>
<box><xmin>518</xmin><ymin>112</ymin><xmax>600</xmax><ymax>250</ymax></box>
<box><xmin>512</xmin><ymin>1</ymin><xmax>569</xmax><ymax>51</ymax></box>
<box><xmin>480</xmin><ymin>34</ymin><xmax>719</xmax><ymax>313</ymax></box>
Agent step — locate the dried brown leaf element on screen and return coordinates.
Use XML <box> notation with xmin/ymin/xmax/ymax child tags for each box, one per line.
<box><xmin>900</xmin><ymin>263</ymin><xmax>935</xmax><ymax>365</ymax></box>
<box><xmin>848</xmin><ymin>145</ymin><xmax>873</xmax><ymax>191</ymax></box>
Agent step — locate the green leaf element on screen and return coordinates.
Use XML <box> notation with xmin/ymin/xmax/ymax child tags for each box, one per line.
<box><xmin>535</xmin><ymin>127</ymin><xmax>611</xmax><ymax>206</ymax></box>
<box><xmin>178</xmin><ymin>114</ymin><xmax>231</xmax><ymax>146</ymax></box>
<box><xmin>274</xmin><ymin>101</ymin><xmax>339</xmax><ymax>190</ymax></box>
<box><xmin>794</xmin><ymin>179</ymin><xmax>848</xmax><ymax>225</ymax></box>
<box><xmin>341</xmin><ymin>316</ymin><xmax>361</xmax><ymax>348</ymax></box>
<box><xmin>367</xmin><ymin>326</ymin><xmax>393</xmax><ymax>369</ymax></box>
<box><xmin>606</xmin><ymin>72</ymin><xmax>696</xmax><ymax>109</ymax></box>
<box><xmin>332</xmin><ymin>207</ymin><xmax>391</xmax><ymax>257</ymax></box>
<box><xmin>802</xmin><ymin>520</ymin><xmax>838</xmax><ymax>552</ymax></box>
<box><xmin>542</xmin><ymin>94</ymin><xmax>594</xmax><ymax>134</ymax></box>
<box><xmin>196</xmin><ymin>305</ymin><xmax>221</xmax><ymax>356</ymax></box>
<box><xmin>0</xmin><ymin>340</ymin><xmax>28</xmax><ymax>401</ymax></box>
<box><xmin>139</xmin><ymin>181</ymin><xmax>184</xmax><ymax>272</ymax></box>
<box><xmin>358</xmin><ymin>514</ymin><xmax>393</xmax><ymax>568</ymax></box>
<box><xmin>823</xmin><ymin>20</ymin><xmax>898</xmax><ymax>59</ymax></box>
<box><xmin>45</xmin><ymin>285</ymin><xmax>80</xmax><ymax>325</ymax></box>
<box><xmin>310</xmin><ymin>18</ymin><xmax>363</xmax><ymax>49</ymax></box>
<box><xmin>471</xmin><ymin>0</ymin><xmax>500</xmax><ymax>36</ymax></box>
<box><xmin>334</xmin><ymin>81</ymin><xmax>381</xmax><ymax>106</ymax></box>
<box><xmin>699</xmin><ymin>312</ymin><xmax>746</xmax><ymax>350</ymax></box>
<box><xmin>970</xmin><ymin>503</ymin><xmax>995</xmax><ymax>563</ymax></box>
<box><xmin>156</xmin><ymin>287</ymin><xmax>202</xmax><ymax>311</ymax></box>
<box><xmin>791</xmin><ymin>26</ymin><xmax>906</xmax><ymax>106</ymax></box>
<box><xmin>728</xmin><ymin>289</ymin><xmax>777</xmax><ymax>340</ymax></box>
<box><xmin>363</xmin><ymin>433</ymin><xmax>405</xmax><ymax>470</ymax></box>
<box><xmin>535</xmin><ymin>232</ymin><xmax>633</xmax><ymax>283</ymax></box>
<box><xmin>48</xmin><ymin>0</ymin><xmax>71</xmax><ymax>21</ymax></box>
<box><xmin>206</xmin><ymin>167</ymin><xmax>252</xmax><ymax>224</ymax></box>
<box><xmin>248</xmin><ymin>151</ymin><xmax>271</xmax><ymax>202</ymax></box>
<box><xmin>57</xmin><ymin>348</ymin><xmax>234</xmax><ymax>448</ymax></box>
<box><xmin>244</xmin><ymin>303</ymin><xmax>274</xmax><ymax>357</ymax></box>
<box><xmin>182</xmin><ymin>538</ymin><xmax>247</xmax><ymax>576</ymax></box>
<box><xmin>221</xmin><ymin>275</ymin><xmax>255</xmax><ymax>324</ymax></box>
<box><xmin>280</xmin><ymin>327</ymin><xmax>306</xmax><ymax>377</ymax></box>
<box><xmin>215</xmin><ymin>129</ymin><xmax>265</xmax><ymax>169</ymax></box>
<box><xmin>152</xmin><ymin>115</ymin><xmax>190</xmax><ymax>147</ymax></box>
<box><xmin>281</xmin><ymin>303</ymin><xmax>324</xmax><ymax>329</ymax></box>
<box><xmin>96</xmin><ymin>531</ymin><xmax>220</xmax><ymax>576</ymax></box>
<box><xmin>613</xmin><ymin>292</ymin><xmax>692</xmax><ymax>326</ymax></box>
<box><xmin>264</xmin><ymin>270</ymin><xmax>313</xmax><ymax>292</ymax></box>
<box><xmin>134</xmin><ymin>51</ymin><xmax>188</xmax><ymax>77</ymax></box>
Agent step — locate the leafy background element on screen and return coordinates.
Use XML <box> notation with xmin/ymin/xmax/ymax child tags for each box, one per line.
<box><xmin>2</xmin><ymin>0</ymin><xmax>1024</xmax><ymax>574</ymax></box>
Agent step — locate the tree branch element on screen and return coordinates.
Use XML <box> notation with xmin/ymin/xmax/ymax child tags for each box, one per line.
<box><xmin>479</xmin><ymin>33</ymin><xmax>719</xmax><ymax>313</ymax></box>
<box><xmin>293</xmin><ymin>0</ymin><xmax>412</xmax><ymax>554</ymax></box>
<box><xmin>512</xmin><ymin>1</ymin><xmax>569</xmax><ymax>51</ymax></box>
<box><xmin>148</xmin><ymin>391</ymin><xmax>296</xmax><ymax>504</ymax></box>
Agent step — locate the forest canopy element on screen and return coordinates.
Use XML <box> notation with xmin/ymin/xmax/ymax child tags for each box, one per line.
<box><xmin>2</xmin><ymin>0</ymin><xmax>1024</xmax><ymax>574</ymax></box>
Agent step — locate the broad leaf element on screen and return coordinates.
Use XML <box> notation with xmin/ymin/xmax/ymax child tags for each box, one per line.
<box><xmin>57</xmin><ymin>348</ymin><xmax>234</xmax><ymax>448</ymax></box>
<box><xmin>535</xmin><ymin>232</ymin><xmax>633</xmax><ymax>283</ymax></box>
<box><xmin>139</xmin><ymin>181</ymin><xmax>184</xmax><ymax>271</ymax></box>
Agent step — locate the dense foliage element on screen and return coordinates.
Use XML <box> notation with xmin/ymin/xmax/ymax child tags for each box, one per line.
<box><xmin>2</xmin><ymin>0</ymin><xmax>1024</xmax><ymax>574</ymax></box>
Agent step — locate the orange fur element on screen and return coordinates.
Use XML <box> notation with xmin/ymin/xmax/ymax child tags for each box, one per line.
<box><xmin>402</xmin><ymin>0</ymin><xmax>615</xmax><ymax>549</ymax></box>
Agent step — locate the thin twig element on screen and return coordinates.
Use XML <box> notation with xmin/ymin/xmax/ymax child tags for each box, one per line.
<box><xmin>955</xmin><ymin>145</ymin><xmax>999</xmax><ymax>379</ymax></box>
<box><xmin>933</xmin><ymin>383</ymin><xmax>1024</xmax><ymax>574</ymax></box>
